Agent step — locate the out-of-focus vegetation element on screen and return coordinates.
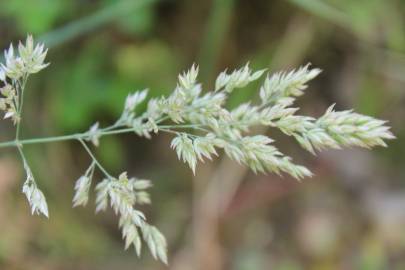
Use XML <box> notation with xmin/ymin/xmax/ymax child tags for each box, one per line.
<box><xmin>0</xmin><ymin>0</ymin><xmax>404</xmax><ymax>269</ymax></box>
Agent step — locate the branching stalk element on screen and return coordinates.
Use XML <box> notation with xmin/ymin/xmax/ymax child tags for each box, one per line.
<box><xmin>78</xmin><ymin>138</ymin><xmax>113</xmax><ymax>179</ymax></box>
<box><xmin>0</xmin><ymin>35</ymin><xmax>394</xmax><ymax>265</ymax></box>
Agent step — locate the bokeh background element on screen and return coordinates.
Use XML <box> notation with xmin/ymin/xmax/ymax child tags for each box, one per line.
<box><xmin>0</xmin><ymin>0</ymin><xmax>404</xmax><ymax>269</ymax></box>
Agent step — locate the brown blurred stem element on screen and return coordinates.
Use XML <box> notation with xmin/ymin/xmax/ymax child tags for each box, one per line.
<box><xmin>182</xmin><ymin>16</ymin><xmax>316</xmax><ymax>270</ymax></box>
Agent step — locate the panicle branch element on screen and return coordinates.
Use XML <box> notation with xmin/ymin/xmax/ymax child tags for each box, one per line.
<box><xmin>0</xmin><ymin>35</ymin><xmax>395</xmax><ymax>265</ymax></box>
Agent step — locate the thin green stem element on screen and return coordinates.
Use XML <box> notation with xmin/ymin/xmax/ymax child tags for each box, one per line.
<box><xmin>154</xmin><ymin>115</ymin><xmax>170</xmax><ymax>125</ymax></box>
<box><xmin>0</xmin><ymin>120</ymin><xmax>255</xmax><ymax>149</ymax></box>
<box><xmin>159</xmin><ymin>128</ymin><xmax>204</xmax><ymax>140</ymax></box>
<box><xmin>15</xmin><ymin>79</ymin><xmax>26</xmax><ymax>141</ymax></box>
<box><xmin>78</xmin><ymin>138</ymin><xmax>113</xmax><ymax>179</ymax></box>
<box><xmin>101</xmin><ymin>121</ymin><xmax>122</xmax><ymax>132</ymax></box>
<box><xmin>0</xmin><ymin>133</ymin><xmax>83</xmax><ymax>148</ymax></box>
<box><xmin>16</xmin><ymin>144</ymin><xmax>27</xmax><ymax>164</ymax></box>
<box><xmin>11</xmin><ymin>80</ymin><xmax>20</xmax><ymax>115</ymax></box>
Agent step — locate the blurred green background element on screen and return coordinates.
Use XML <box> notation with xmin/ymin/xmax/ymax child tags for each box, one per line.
<box><xmin>0</xmin><ymin>0</ymin><xmax>404</xmax><ymax>269</ymax></box>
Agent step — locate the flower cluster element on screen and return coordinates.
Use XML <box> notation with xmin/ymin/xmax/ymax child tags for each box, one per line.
<box><xmin>0</xmin><ymin>35</ymin><xmax>394</xmax><ymax>265</ymax></box>
<box><xmin>142</xmin><ymin>64</ymin><xmax>393</xmax><ymax>179</ymax></box>
<box><xmin>72</xmin><ymin>162</ymin><xmax>96</xmax><ymax>207</ymax></box>
<box><xmin>0</xmin><ymin>84</ymin><xmax>19</xmax><ymax>124</ymax></box>
<box><xmin>22</xmin><ymin>160</ymin><xmax>49</xmax><ymax>218</ymax></box>
<box><xmin>94</xmin><ymin>172</ymin><xmax>167</xmax><ymax>263</ymax></box>
<box><xmin>0</xmin><ymin>35</ymin><xmax>49</xmax><ymax>124</ymax></box>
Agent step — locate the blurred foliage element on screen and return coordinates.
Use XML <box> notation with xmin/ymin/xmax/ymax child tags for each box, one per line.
<box><xmin>0</xmin><ymin>0</ymin><xmax>405</xmax><ymax>269</ymax></box>
<box><xmin>0</xmin><ymin>0</ymin><xmax>72</xmax><ymax>34</ymax></box>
